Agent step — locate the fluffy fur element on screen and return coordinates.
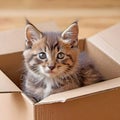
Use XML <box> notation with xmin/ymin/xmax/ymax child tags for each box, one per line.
<box><xmin>22</xmin><ymin>20</ymin><xmax>103</xmax><ymax>103</ymax></box>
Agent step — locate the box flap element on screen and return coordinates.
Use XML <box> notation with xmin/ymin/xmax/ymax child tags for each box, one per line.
<box><xmin>0</xmin><ymin>93</ymin><xmax>34</xmax><ymax>120</ymax></box>
<box><xmin>0</xmin><ymin>70</ymin><xmax>21</xmax><ymax>93</ymax></box>
<box><xmin>87</xmin><ymin>23</ymin><xmax>120</xmax><ymax>64</ymax></box>
<box><xmin>38</xmin><ymin>77</ymin><xmax>120</xmax><ymax>104</ymax></box>
<box><xmin>0</xmin><ymin>22</ymin><xmax>59</xmax><ymax>55</ymax></box>
<box><xmin>0</xmin><ymin>29</ymin><xmax>24</xmax><ymax>55</ymax></box>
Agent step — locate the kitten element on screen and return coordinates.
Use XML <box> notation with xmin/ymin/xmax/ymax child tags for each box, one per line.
<box><xmin>22</xmin><ymin>20</ymin><xmax>103</xmax><ymax>103</ymax></box>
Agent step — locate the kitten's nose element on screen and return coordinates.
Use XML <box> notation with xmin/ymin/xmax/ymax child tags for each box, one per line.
<box><xmin>48</xmin><ymin>65</ymin><xmax>55</xmax><ymax>70</ymax></box>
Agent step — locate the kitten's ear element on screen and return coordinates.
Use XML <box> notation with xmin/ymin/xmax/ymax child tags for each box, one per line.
<box><xmin>25</xmin><ymin>19</ymin><xmax>43</xmax><ymax>48</ymax></box>
<box><xmin>61</xmin><ymin>21</ymin><xmax>79</xmax><ymax>47</ymax></box>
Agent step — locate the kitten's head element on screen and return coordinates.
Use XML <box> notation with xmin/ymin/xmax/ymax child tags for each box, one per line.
<box><xmin>23</xmin><ymin>20</ymin><xmax>79</xmax><ymax>78</ymax></box>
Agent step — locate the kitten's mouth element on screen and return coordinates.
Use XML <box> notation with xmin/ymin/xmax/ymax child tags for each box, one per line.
<box><xmin>45</xmin><ymin>70</ymin><xmax>55</xmax><ymax>74</ymax></box>
<box><xmin>44</xmin><ymin>70</ymin><xmax>57</xmax><ymax>77</ymax></box>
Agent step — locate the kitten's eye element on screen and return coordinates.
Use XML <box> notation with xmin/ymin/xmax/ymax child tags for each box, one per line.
<box><xmin>38</xmin><ymin>52</ymin><xmax>47</xmax><ymax>59</ymax></box>
<box><xmin>57</xmin><ymin>52</ymin><xmax>65</xmax><ymax>59</ymax></box>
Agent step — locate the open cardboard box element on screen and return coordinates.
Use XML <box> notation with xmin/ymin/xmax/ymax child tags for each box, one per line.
<box><xmin>0</xmin><ymin>22</ymin><xmax>120</xmax><ymax>120</ymax></box>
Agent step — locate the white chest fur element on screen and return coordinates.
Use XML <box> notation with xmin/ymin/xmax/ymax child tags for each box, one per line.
<box><xmin>43</xmin><ymin>79</ymin><xmax>53</xmax><ymax>98</ymax></box>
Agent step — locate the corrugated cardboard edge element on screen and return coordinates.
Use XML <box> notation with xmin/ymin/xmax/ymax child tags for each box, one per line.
<box><xmin>37</xmin><ymin>77</ymin><xmax>120</xmax><ymax>105</ymax></box>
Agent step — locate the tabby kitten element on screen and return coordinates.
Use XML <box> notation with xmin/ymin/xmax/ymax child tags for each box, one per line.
<box><xmin>22</xmin><ymin>20</ymin><xmax>103</xmax><ymax>103</ymax></box>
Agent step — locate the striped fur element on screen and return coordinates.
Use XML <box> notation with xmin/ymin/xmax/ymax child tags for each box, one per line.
<box><xmin>22</xmin><ymin>20</ymin><xmax>103</xmax><ymax>102</ymax></box>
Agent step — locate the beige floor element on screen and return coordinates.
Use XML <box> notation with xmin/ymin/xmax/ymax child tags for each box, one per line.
<box><xmin>0</xmin><ymin>0</ymin><xmax>120</xmax><ymax>38</ymax></box>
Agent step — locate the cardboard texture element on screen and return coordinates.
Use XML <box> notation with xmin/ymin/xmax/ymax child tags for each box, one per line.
<box><xmin>0</xmin><ymin>22</ymin><xmax>120</xmax><ymax>120</ymax></box>
<box><xmin>0</xmin><ymin>70</ymin><xmax>20</xmax><ymax>92</ymax></box>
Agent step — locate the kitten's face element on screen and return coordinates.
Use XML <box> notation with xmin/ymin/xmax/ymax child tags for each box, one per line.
<box><xmin>23</xmin><ymin>21</ymin><xmax>79</xmax><ymax>78</ymax></box>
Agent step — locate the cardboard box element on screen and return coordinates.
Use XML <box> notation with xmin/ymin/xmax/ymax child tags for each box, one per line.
<box><xmin>0</xmin><ymin>23</ymin><xmax>120</xmax><ymax>120</ymax></box>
